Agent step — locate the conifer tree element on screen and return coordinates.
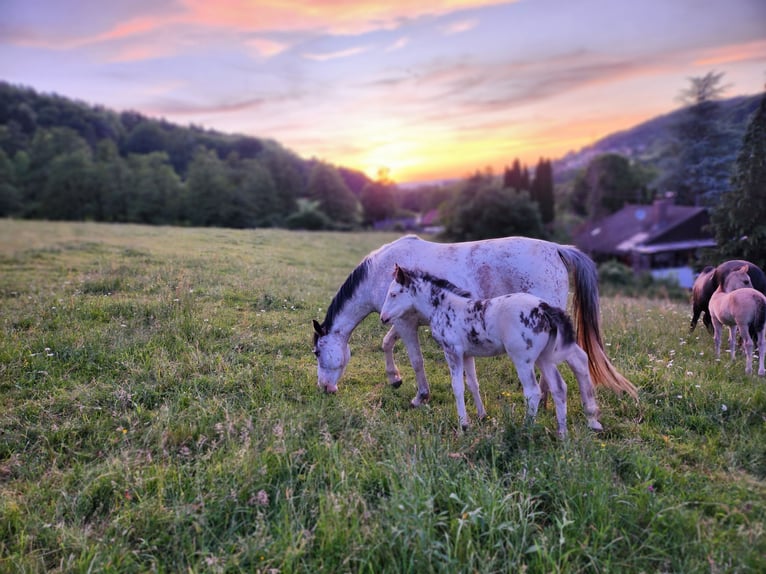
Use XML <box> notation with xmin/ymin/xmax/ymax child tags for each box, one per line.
<box><xmin>711</xmin><ymin>90</ymin><xmax>766</xmax><ymax>268</ymax></box>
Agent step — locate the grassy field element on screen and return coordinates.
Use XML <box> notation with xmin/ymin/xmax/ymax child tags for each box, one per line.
<box><xmin>0</xmin><ymin>220</ymin><xmax>764</xmax><ymax>573</ymax></box>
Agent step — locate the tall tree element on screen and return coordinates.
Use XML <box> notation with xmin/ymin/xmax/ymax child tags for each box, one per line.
<box><xmin>710</xmin><ymin>90</ymin><xmax>766</xmax><ymax>269</ymax></box>
<box><xmin>360</xmin><ymin>169</ymin><xmax>397</xmax><ymax>225</ymax></box>
<box><xmin>672</xmin><ymin>71</ymin><xmax>735</xmax><ymax>206</ymax></box>
<box><xmin>572</xmin><ymin>153</ymin><xmax>649</xmax><ymax>219</ymax></box>
<box><xmin>441</xmin><ymin>172</ymin><xmax>545</xmax><ymax>241</ymax></box>
<box><xmin>531</xmin><ymin>158</ymin><xmax>555</xmax><ymax>224</ymax></box>
<box><xmin>307</xmin><ymin>161</ymin><xmax>361</xmax><ymax>227</ymax></box>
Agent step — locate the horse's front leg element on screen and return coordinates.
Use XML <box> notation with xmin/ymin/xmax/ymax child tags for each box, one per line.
<box><xmin>445</xmin><ymin>351</ymin><xmax>469</xmax><ymax>430</ymax></box>
<box><xmin>394</xmin><ymin>317</ymin><xmax>430</xmax><ymax>407</ymax></box>
<box><xmin>381</xmin><ymin>326</ymin><xmax>403</xmax><ymax>388</ymax></box>
<box><xmin>463</xmin><ymin>356</ymin><xmax>486</xmax><ymax>421</ymax></box>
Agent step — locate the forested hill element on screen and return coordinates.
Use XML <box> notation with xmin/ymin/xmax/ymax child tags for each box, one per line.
<box><xmin>552</xmin><ymin>93</ymin><xmax>761</xmax><ymax>183</ymax></box>
<box><xmin>0</xmin><ymin>81</ymin><xmax>372</xmax><ymax>228</ymax></box>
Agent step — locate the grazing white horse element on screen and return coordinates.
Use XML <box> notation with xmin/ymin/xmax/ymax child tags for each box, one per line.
<box><xmin>312</xmin><ymin>235</ymin><xmax>636</xmax><ymax>407</ymax></box>
<box><xmin>379</xmin><ymin>265</ymin><xmax>603</xmax><ymax>435</ymax></box>
<box><xmin>709</xmin><ymin>265</ymin><xmax>766</xmax><ymax>376</ymax></box>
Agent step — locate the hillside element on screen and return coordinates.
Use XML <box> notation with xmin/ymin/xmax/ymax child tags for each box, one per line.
<box><xmin>552</xmin><ymin>93</ymin><xmax>762</xmax><ymax>183</ymax></box>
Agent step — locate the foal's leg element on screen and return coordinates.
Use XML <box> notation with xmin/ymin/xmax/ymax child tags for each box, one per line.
<box><xmin>727</xmin><ymin>325</ymin><xmax>738</xmax><ymax>361</ymax></box>
<box><xmin>757</xmin><ymin>328</ymin><xmax>766</xmax><ymax>376</ymax></box>
<box><xmin>381</xmin><ymin>326</ymin><xmax>403</xmax><ymax>388</ymax></box>
<box><xmin>395</xmin><ymin>318</ymin><xmax>431</xmax><ymax>407</ymax></box>
<box><xmin>736</xmin><ymin>320</ymin><xmax>754</xmax><ymax>375</ymax></box>
<box><xmin>712</xmin><ymin>317</ymin><xmax>723</xmax><ymax>359</ymax></box>
<box><xmin>564</xmin><ymin>345</ymin><xmax>603</xmax><ymax>431</ymax></box>
<box><xmin>444</xmin><ymin>351</ymin><xmax>469</xmax><ymax>430</ymax></box>
<box><xmin>463</xmin><ymin>356</ymin><xmax>487</xmax><ymax>421</ymax></box>
<box><xmin>511</xmin><ymin>361</ymin><xmax>543</xmax><ymax>425</ymax></box>
<box><xmin>536</xmin><ymin>361</ymin><xmax>568</xmax><ymax>436</ymax></box>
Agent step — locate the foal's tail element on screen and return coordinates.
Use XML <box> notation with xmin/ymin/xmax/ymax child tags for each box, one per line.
<box><xmin>558</xmin><ymin>246</ymin><xmax>639</xmax><ymax>400</ymax></box>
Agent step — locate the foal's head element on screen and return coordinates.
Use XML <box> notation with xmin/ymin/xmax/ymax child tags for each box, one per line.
<box><xmin>723</xmin><ymin>265</ymin><xmax>753</xmax><ymax>292</ymax></box>
<box><xmin>380</xmin><ymin>265</ymin><xmax>418</xmax><ymax>324</ymax></box>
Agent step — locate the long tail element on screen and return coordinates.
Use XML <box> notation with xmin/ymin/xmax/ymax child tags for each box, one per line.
<box><xmin>558</xmin><ymin>246</ymin><xmax>638</xmax><ymax>400</ymax></box>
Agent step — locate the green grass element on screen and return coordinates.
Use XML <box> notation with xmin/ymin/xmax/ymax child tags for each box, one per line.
<box><xmin>1</xmin><ymin>220</ymin><xmax>764</xmax><ymax>573</ymax></box>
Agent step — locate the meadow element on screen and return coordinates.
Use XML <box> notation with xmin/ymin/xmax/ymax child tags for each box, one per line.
<box><xmin>0</xmin><ymin>220</ymin><xmax>764</xmax><ymax>573</ymax></box>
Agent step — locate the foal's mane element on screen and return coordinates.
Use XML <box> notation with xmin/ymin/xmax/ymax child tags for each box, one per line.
<box><xmin>405</xmin><ymin>268</ymin><xmax>472</xmax><ymax>299</ymax></box>
<box><xmin>322</xmin><ymin>257</ymin><xmax>371</xmax><ymax>331</ymax></box>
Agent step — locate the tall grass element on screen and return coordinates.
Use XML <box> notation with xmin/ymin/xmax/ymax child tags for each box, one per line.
<box><xmin>1</xmin><ymin>220</ymin><xmax>764</xmax><ymax>573</ymax></box>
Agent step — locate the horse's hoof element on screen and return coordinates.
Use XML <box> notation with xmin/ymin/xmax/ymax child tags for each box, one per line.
<box><xmin>588</xmin><ymin>422</ymin><xmax>604</xmax><ymax>433</ymax></box>
<box><xmin>390</xmin><ymin>379</ymin><xmax>403</xmax><ymax>389</ymax></box>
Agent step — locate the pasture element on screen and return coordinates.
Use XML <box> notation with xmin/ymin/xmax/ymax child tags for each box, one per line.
<box><xmin>0</xmin><ymin>220</ymin><xmax>764</xmax><ymax>573</ymax></box>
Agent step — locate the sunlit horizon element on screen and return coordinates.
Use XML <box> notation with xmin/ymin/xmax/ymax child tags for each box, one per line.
<box><xmin>2</xmin><ymin>0</ymin><xmax>765</xmax><ymax>184</ymax></box>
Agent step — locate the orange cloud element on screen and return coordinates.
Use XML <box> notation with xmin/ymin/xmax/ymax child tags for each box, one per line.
<box><xmin>694</xmin><ymin>39</ymin><xmax>766</xmax><ymax>66</ymax></box>
<box><xmin>179</xmin><ymin>0</ymin><xmax>512</xmax><ymax>34</ymax></box>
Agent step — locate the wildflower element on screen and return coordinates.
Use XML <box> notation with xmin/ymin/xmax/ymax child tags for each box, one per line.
<box><xmin>721</xmin><ymin>404</ymin><xmax>728</xmax><ymax>412</ymax></box>
<box><xmin>251</xmin><ymin>490</ymin><xmax>269</xmax><ymax>506</ymax></box>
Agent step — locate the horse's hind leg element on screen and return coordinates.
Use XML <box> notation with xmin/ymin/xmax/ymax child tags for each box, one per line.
<box><xmin>463</xmin><ymin>356</ymin><xmax>486</xmax><ymax>421</ymax></box>
<box><xmin>736</xmin><ymin>320</ymin><xmax>754</xmax><ymax>375</ymax></box>
<box><xmin>565</xmin><ymin>345</ymin><xmax>602</xmax><ymax>431</ymax></box>
<box><xmin>757</xmin><ymin>327</ymin><xmax>766</xmax><ymax>376</ymax></box>
<box><xmin>382</xmin><ymin>326</ymin><xmax>403</xmax><ymax>388</ymax></box>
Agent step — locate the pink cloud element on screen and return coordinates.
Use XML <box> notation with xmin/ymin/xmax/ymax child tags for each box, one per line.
<box><xmin>179</xmin><ymin>0</ymin><xmax>511</xmax><ymax>34</ymax></box>
<box><xmin>694</xmin><ymin>39</ymin><xmax>766</xmax><ymax>66</ymax></box>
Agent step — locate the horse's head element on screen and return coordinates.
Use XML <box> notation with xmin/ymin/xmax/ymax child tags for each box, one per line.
<box><xmin>380</xmin><ymin>265</ymin><xmax>417</xmax><ymax>325</ymax></box>
<box><xmin>312</xmin><ymin>320</ymin><xmax>350</xmax><ymax>393</ymax></box>
<box><xmin>722</xmin><ymin>264</ymin><xmax>753</xmax><ymax>292</ymax></box>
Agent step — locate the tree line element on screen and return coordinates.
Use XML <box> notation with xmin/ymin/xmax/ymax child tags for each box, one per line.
<box><xmin>1</xmin><ymin>77</ymin><xmax>763</xmax><ymax>266</ymax></box>
<box><xmin>0</xmin><ymin>82</ymin><xmax>371</xmax><ymax>229</ymax></box>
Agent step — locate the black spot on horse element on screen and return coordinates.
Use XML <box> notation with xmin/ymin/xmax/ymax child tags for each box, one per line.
<box><xmin>469</xmin><ymin>326</ymin><xmax>481</xmax><ymax>345</ymax></box>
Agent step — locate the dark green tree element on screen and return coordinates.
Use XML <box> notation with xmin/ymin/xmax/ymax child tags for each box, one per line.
<box><xmin>41</xmin><ymin>148</ymin><xmax>101</xmax><ymax>220</ymax></box>
<box><xmin>185</xmin><ymin>148</ymin><xmax>232</xmax><ymax>227</ymax></box>
<box><xmin>125</xmin><ymin>152</ymin><xmax>183</xmax><ymax>224</ymax></box>
<box><xmin>572</xmin><ymin>153</ymin><xmax>649</xmax><ymax>219</ymax></box>
<box><xmin>307</xmin><ymin>161</ymin><xmax>361</xmax><ymax>228</ymax></box>
<box><xmin>710</xmin><ymin>90</ymin><xmax>766</xmax><ymax>269</ymax></box>
<box><xmin>360</xmin><ymin>169</ymin><xmax>397</xmax><ymax>225</ymax></box>
<box><xmin>228</xmin><ymin>154</ymin><xmax>280</xmax><ymax>227</ymax></box>
<box><xmin>531</xmin><ymin>158</ymin><xmax>555</xmax><ymax>224</ymax></box>
<box><xmin>441</xmin><ymin>172</ymin><xmax>546</xmax><ymax>241</ymax></box>
<box><xmin>0</xmin><ymin>149</ymin><xmax>22</xmax><ymax>216</ymax></box>
<box><xmin>672</xmin><ymin>71</ymin><xmax>735</xmax><ymax>206</ymax></box>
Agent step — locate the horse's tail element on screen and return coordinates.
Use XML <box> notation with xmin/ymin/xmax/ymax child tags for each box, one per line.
<box><xmin>557</xmin><ymin>246</ymin><xmax>639</xmax><ymax>400</ymax></box>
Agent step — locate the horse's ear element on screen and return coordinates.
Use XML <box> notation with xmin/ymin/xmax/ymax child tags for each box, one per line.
<box><xmin>394</xmin><ymin>264</ymin><xmax>406</xmax><ymax>284</ymax></box>
<box><xmin>313</xmin><ymin>319</ymin><xmax>325</xmax><ymax>336</ymax></box>
<box><xmin>738</xmin><ymin>264</ymin><xmax>749</xmax><ymax>273</ymax></box>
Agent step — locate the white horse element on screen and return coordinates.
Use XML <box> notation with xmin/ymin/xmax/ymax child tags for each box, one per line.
<box><xmin>312</xmin><ymin>235</ymin><xmax>636</xmax><ymax>406</ymax></box>
<box><xmin>379</xmin><ymin>265</ymin><xmax>603</xmax><ymax>435</ymax></box>
<box><xmin>709</xmin><ymin>264</ymin><xmax>766</xmax><ymax>376</ymax></box>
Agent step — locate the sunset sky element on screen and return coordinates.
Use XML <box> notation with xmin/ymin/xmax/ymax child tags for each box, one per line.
<box><xmin>2</xmin><ymin>0</ymin><xmax>765</xmax><ymax>183</ymax></box>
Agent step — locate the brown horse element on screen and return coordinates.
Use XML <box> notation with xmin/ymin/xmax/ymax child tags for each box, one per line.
<box><xmin>709</xmin><ymin>265</ymin><xmax>766</xmax><ymax>376</ymax></box>
<box><xmin>690</xmin><ymin>260</ymin><xmax>766</xmax><ymax>333</ymax></box>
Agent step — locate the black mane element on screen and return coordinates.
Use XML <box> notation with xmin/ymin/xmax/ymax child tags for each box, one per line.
<box><xmin>322</xmin><ymin>257</ymin><xmax>371</xmax><ymax>331</ymax></box>
<box><xmin>407</xmin><ymin>268</ymin><xmax>472</xmax><ymax>299</ymax></box>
